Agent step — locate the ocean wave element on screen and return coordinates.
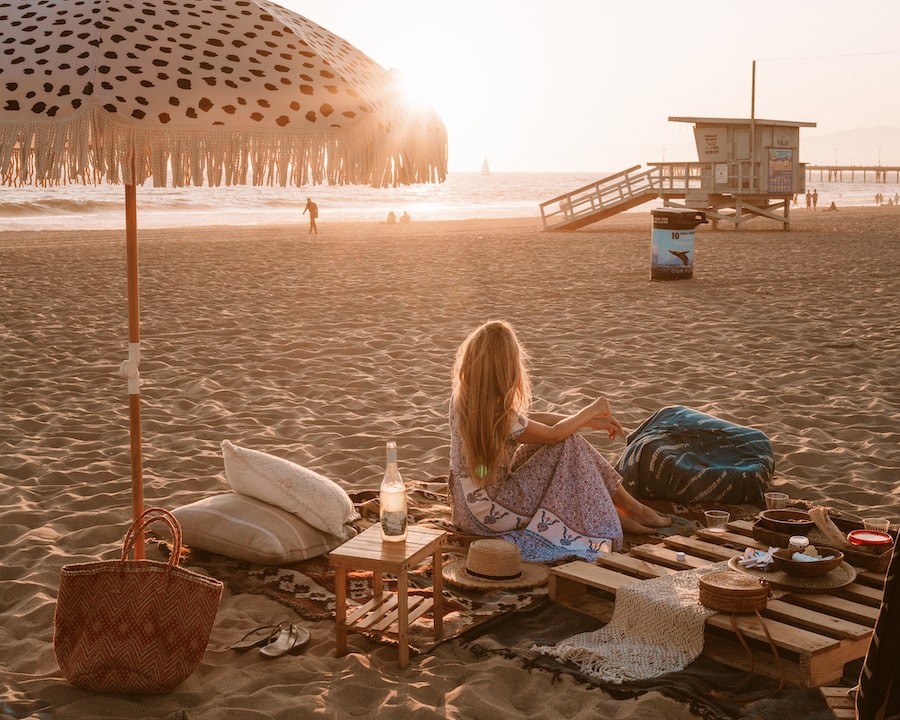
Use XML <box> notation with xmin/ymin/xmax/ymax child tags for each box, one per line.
<box><xmin>1</xmin><ymin>173</ymin><xmax>896</xmax><ymax>231</ymax></box>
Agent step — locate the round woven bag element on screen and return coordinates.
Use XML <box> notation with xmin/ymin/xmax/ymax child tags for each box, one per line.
<box><xmin>699</xmin><ymin>571</ymin><xmax>769</xmax><ymax>613</ymax></box>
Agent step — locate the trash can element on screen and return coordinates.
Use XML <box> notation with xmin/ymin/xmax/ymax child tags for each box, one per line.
<box><xmin>650</xmin><ymin>208</ymin><xmax>707</xmax><ymax>280</ymax></box>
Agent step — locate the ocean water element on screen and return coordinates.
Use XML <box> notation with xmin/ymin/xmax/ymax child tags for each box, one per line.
<box><xmin>1</xmin><ymin>171</ymin><xmax>897</xmax><ymax>232</ymax></box>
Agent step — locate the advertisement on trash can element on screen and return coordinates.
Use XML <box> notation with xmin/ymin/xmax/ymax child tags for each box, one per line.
<box><xmin>650</xmin><ymin>208</ymin><xmax>707</xmax><ymax>281</ymax></box>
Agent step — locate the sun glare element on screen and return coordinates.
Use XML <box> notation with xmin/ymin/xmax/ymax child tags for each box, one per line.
<box><xmin>387</xmin><ymin>68</ymin><xmax>436</xmax><ymax>115</ymax></box>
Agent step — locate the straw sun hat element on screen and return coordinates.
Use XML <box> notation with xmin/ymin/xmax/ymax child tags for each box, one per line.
<box><xmin>442</xmin><ymin>539</ymin><xmax>549</xmax><ymax>590</ymax></box>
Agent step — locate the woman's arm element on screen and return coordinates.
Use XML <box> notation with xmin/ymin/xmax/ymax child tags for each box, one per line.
<box><xmin>528</xmin><ymin>411</ymin><xmax>565</xmax><ymax>426</ymax></box>
<box><xmin>516</xmin><ymin>398</ymin><xmax>624</xmax><ymax>445</ymax></box>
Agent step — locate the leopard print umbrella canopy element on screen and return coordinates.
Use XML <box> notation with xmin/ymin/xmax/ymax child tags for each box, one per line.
<box><xmin>0</xmin><ymin>0</ymin><xmax>447</xmax><ymax>187</ymax></box>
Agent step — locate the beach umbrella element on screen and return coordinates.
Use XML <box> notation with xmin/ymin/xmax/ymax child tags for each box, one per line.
<box><xmin>0</xmin><ymin>0</ymin><xmax>448</xmax><ymax>555</ymax></box>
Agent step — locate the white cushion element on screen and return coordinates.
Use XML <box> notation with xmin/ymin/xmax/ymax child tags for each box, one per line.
<box><xmin>172</xmin><ymin>493</ymin><xmax>356</xmax><ymax>565</ymax></box>
<box><xmin>221</xmin><ymin>440</ymin><xmax>358</xmax><ymax>536</ymax></box>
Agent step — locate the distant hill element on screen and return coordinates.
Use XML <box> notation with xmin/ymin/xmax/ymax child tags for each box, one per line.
<box><xmin>802</xmin><ymin>126</ymin><xmax>900</xmax><ymax>166</ymax></box>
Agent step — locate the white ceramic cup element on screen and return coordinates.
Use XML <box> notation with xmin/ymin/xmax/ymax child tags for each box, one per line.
<box><xmin>704</xmin><ymin>509</ymin><xmax>730</xmax><ymax>533</ymax></box>
<box><xmin>764</xmin><ymin>491</ymin><xmax>789</xmax><ymax>510</ymax></box>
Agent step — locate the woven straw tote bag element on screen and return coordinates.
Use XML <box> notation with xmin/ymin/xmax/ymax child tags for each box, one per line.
<box><xmin>54</xmin><ymin>507</ymin><xmax>223</xmax><ymax>694</ymax></box>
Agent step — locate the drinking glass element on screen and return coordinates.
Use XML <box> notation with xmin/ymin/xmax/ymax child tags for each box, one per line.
<box><xmin>764</xmin><ymin>492</ymin><xmax>788</xmax><ymax>510</ymax></box>
<box><xmin>863</xmin><ymin>518</ymin><xmax>890</xmax><ymax>533</ymax></box>
<box><xmin>704</xmin><ymin>510</ymin><xmax>730</xmax><ymax>533</ymax></box>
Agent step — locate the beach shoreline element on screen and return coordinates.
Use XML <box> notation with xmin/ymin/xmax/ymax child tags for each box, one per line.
<box><xmin>2</xmin><ymin>206</ymin><xmax>897</xmax><ymax>718</ymax></box>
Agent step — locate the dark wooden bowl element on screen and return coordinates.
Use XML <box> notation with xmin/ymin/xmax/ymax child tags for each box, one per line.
<box><xmin>758</xmin><ymin>508</ymin><xmax>816</xmax><ymax>535</ymax></box>
<box><xmin>772</xmin><ymin>547</ymin><xmax>844</xmax><ymax>577</ymax></box>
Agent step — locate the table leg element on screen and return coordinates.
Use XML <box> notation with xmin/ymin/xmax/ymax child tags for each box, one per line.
<box><xmin>397</xmin><ymin>568</ymin><xmax>409</xmax><ymax>669</ymax></box>
<box><xmin>373</xmin><ymin>570</ymin><xmax>383</xmax><ymax>598</ymax></box>
<box><xmin>432</xmin><ymin>547</ymin><xmax>443</xmax><ymax>641</ymax></box>
<box><xmin>334</xmin><ymin>564</ymin><xmax>347</xmax><ymax>657</ymax></box>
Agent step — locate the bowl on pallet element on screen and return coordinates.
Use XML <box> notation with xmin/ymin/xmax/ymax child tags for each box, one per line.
<box><xmin>771</xmin><ymin>547</ymin><xmax>844</xmax><ymax>577</ymax></box>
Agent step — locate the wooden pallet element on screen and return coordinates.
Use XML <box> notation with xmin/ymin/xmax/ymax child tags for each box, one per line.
<box><xmin>549</xmin><ymin>520</ymin><xmax>884</xmax><ymax>688</ymax></box>
<box><xmin>818</xmin><ymin>686</ymin><xmax>856</xmax><ymax>719</ymax></box>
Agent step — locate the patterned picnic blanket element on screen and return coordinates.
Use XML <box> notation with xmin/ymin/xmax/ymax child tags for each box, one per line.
<box><xmin>157</xmin><ymin>477</ymin><xmax>756</xmax><ymax>654</ymax></box>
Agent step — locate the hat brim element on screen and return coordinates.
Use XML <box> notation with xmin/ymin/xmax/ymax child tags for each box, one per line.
<box><xmin>441</xmin><ymin>557</ymin><xmax>549</xmax><ymax>590</ymax></box>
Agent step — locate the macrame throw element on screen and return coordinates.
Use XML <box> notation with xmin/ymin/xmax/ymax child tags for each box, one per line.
<box><xmin>536</xmin><ymin>562</ymin><xmax>728</xmax><ymax>683</ymax></box>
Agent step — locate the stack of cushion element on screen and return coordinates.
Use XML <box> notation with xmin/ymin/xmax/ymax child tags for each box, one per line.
<box><xmin>172</xmin><ymin>440</ymin><xmax>359</xmax><ymax>565</ymax></box>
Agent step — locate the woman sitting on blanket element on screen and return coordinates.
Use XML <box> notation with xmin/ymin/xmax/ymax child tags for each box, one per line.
<box><xmin>448</xmin><ymin>320</ymin><xmax>671</xmax><ymax>563</ymax></box>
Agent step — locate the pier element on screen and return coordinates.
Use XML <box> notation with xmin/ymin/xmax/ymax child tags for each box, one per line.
<box><xmin>806</xmin><ymin>165</ymin><xmax>900</xmax><ymax>183</ymax></box>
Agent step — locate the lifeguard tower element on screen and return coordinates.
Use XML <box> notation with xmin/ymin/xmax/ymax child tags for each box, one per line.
<box><xmin>540</xmin><ymin>116</ymin><xmax>816</xmax><ymax>231</ymax></box>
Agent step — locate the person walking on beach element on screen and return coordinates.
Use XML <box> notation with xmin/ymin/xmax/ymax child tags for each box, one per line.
<box><xmin>806</xmin><ymin>191</ymin><xmax>812</xmax><ymax>210</ymax></box>
<box><xmin>302</xmin><ymin>197</ymin><xmax>318</xmax><ymax>234</ymax></box>
<box><xmin>448</xmin><ymin>320</ymin><xmax>671</xmax><ymax>563</ymax></box>
<box><xmin>812</xmin><ymin>189</ymin><xmax>818</xmax><ymax>211</ymax></box>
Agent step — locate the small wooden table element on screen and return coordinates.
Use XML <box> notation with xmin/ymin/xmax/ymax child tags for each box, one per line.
<box><xmin>329</xmin><ymin>524</ymin><xmax>446</xmax><ymax>668</ymax></box>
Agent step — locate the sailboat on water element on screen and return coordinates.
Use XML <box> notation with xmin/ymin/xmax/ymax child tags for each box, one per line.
<box><xmin>480</xmin><ymin>157</ymin><xmax>490</xmax><ymax>176</ymax></box>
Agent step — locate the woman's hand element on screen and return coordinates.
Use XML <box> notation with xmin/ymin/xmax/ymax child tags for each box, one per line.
<box><xmin>594</xmin><ymin>414</ymin><xmax>626</xmax><ymax>441</ymax></box>
<box><xmin>583</xmin><ymin>398</ymin><xmax>626</xmax><ymax>441</ymax></box>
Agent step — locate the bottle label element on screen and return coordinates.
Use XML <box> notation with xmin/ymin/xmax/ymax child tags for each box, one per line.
<box><xmin>381</xmin><ymin>510</ymin><xmax>407</xmax><ymax>537</ymax></box>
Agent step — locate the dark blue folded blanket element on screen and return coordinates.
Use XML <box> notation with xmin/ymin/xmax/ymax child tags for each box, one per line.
<box><xmin>615</xmin><ymin>405</ymin><xmax>773</xmax><ymax>504</ymax></box>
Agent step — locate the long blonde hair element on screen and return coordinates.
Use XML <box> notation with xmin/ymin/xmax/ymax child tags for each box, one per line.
<box><xmin>451</xmin><ymin>320</ymin><xmax>532</xmax><ymax>487</ymax></box>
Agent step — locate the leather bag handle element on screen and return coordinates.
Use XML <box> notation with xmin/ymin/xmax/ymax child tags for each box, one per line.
<box><xmin>121</xmin><ymin>507</ymin><xmax>182</xmax><ymax>565</ymax></box>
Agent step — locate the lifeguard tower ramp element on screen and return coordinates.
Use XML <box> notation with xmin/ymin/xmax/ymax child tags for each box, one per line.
<box><xmin>539</xmin><ymin>165</ymin><xmax>660</xmax><ymax>231</ymax></box>
<box><xmin>541</xmin><ymin>116</ymin><xmax>816</xmax><ymax>231</ymax></box>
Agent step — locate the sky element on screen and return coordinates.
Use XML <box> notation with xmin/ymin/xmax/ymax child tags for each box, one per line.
<box><xmin>282</xmin><ymin>0</ymin><xmax>900</xmax><ymax>173</ymax></box>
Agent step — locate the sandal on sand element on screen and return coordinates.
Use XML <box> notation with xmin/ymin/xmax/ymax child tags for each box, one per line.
<box><xmin>259</xmin><ymin>624</ymin><xmax>310</xmax><ymax>658</ymax></box>
<box><xmin>230</xmin><ymin>622</ymin><xmax>289</xmax><ymax>651</ymax></box>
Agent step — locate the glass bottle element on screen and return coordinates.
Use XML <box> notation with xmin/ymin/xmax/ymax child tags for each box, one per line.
<box><xmin>379</xmin><ymin>441</ymin><xmax>407</xmax><ymax>542</ymax></box>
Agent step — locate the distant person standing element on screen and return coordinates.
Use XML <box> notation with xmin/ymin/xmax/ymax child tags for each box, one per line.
<box><xmin>303</xmin><ymin>197</ymin><xmax>319</xmax><ymax>234</ymax></box>
<box><xmin>399</xmin><ymin>211</ymin><xmax>411</xmax><ymax>224</ymax></box>
<box><xmin>812</xmin><ymin>189</ymin><xmax>819</xmax><ymax>211</ymax></box>
<box><xmin>806</xmin><ymin>191</ymin><xmax>812</xmax><ymax>210</ymax></box>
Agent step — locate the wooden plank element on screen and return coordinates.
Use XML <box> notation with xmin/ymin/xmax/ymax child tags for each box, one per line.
<box><xmin>661</xmin><ymin>535</ymin><xmax>744</xmax><ymax>561</ymax></box>
<box><xmin>819</xmin><ymin>686</ymin><xmax>857</xmax><ymax>719</ymax></box>
<box><xmin>695</xmin><ymin>526</ymin><xmax>769</xmax><ymax>550</ymax></box>
<box><xmin>729</xmin><ymin>518</ymin><xmax>757</xmax><ymax>535</ymax></box>
<box><xmin>855</xmin><ymin>568</ymin><xmax>888</xmax><ymax>588</ymax></box>
<box><xmin>549</xmin><ymin>560</ymin><xmax>642</xmax><ymax>596</ymax></box>
<box><xmin>348</xmin><ymin>593</ymin><xmax>397</xmax><ymax>628</ymax></box>
<box><xmin>833</xmin><ymin>581</ymin><xmax>885</xmax><ymax>608</ymax></box>
<box><xmin>706</xmin><ymin>612</ymin><xmax>837</xmax><ymax>656</ymax></box>
<box><xmin>764</xmin><ymin>598</ymin><xmax>872</xmax><ymax>640</ymax></box>
<box><xmin>629</xmin><ymin>543</ymin><xmax>708</xmax><ymax>570</ymax></box>
<box><xmin>346</xmin><ymin>593</ymin><xmax>434</xmax><ymax>636</ymax></box>
<box><xmin>371</xmin><ymin>595</ymin><xmax>433</xmax><ymax>634</ymax></box>
<box><xmin>597</xmin><ymin>552</ymin><xmax>677</xmax><ymax>578</ymax></box>
<box><xmin>788</xmin><ymin>591</ymin><xmax>881</xmax><ymax>626</ymax></box>
<box><xmin>329</xmin><ymin>525</ymin><xmax>445</xmax><ymax>568</ymax></box>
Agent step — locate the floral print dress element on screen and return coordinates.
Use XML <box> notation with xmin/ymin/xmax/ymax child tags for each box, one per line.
<box><xmin>448</xmin><ymin>403</ymin><xmax>624</xmax><ymax>563</ymax></box>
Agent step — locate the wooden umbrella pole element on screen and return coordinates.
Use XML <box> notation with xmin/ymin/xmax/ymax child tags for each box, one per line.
<box><xmin>124</xmin><ymin>182</ymin><xmax>145</xmax><ymax>558</ymax></box>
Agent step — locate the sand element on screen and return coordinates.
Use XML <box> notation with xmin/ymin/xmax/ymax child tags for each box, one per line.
<box><xmin>1</xmin><ymin>206</ymin><xmax>898</xmax><ymax>719</ymax></box>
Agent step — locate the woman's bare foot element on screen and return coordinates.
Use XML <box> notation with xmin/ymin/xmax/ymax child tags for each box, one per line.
<box><xmin>618</xmin><ymin>514</ymin><xmax>657</xmax><ymax>535</ymax></box>
<box><xmin>637</xmin><ymin>506</ymin><xmax>673</xmax><ymax>528</ymax></box>
<box><xmin>612</xmin><ymin>487</ymin><xmax>673</xmax><ymax>530</ymax></box>
<box><xmin>618</xmin><ymin>503</ymin><xmax>672</xmax><ymax>530</ymax></box>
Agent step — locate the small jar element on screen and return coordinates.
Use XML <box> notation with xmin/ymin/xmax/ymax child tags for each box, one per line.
<box><xmin>788</xmin><ymin>535</ymin><xmax>809</xmax><ymax>552</ymax></box>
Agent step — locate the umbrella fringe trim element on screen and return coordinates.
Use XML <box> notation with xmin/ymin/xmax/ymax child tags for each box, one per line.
<box><xmin>0</xmin><ymin>105</ymin><xmax>447</xmax><ymax>189</ymax></box>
